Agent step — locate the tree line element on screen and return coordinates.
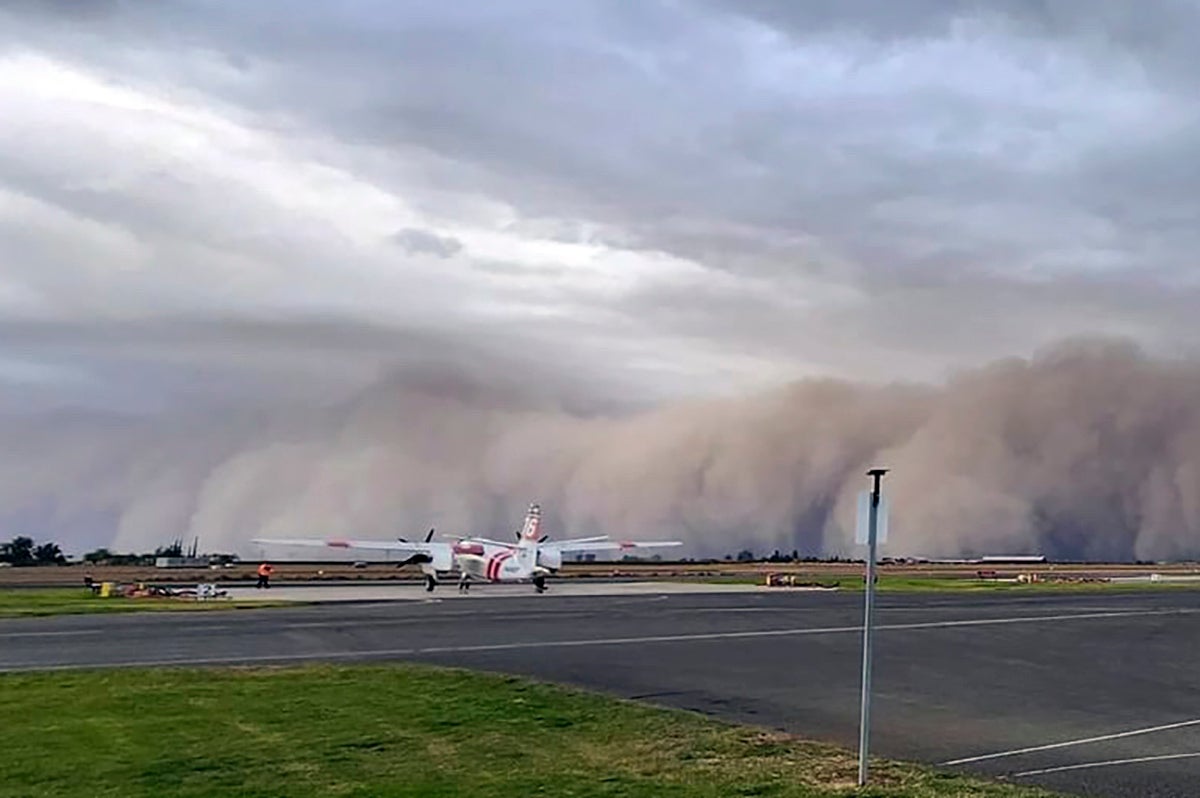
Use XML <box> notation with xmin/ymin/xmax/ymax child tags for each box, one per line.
<box><xmin>0</xmin><ymin>536</ymin><xmax>65</xmax><ymax>566</ymax></box>
<box><xmin>0</xmin><ymin>537</ymin><xmax>241</xmax><ymax>567</ymax></box>
<box><xmin>80</xmin><ymin>542</ymin><xmax>239</xmax><ymax>567</ymax></box>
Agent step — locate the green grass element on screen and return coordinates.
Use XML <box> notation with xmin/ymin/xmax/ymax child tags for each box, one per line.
<box><xmin>0</xmin><ymin>664</ymin><xmax>1061</xmax><ymax>798</ymax></box>
<box><xmin>0</xmin><ymin>588</ymin><xmax>291</xmax><ymax>617</ymax></box>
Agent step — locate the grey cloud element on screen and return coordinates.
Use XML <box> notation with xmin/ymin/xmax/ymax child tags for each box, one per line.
<box><xmin>703</xmin><ymin>0</ymin><xmax>1200</xmax><ymax>55</ymax></box>
<box><xmin>6</xmin><ymin>3</ymin><xmax>1200</xmax><ymax>303</ymax></box>
<box><xmin>0</xmin><ymin>316</ymin><xmax>649</xmax><ymax>416</ymax></box>
<box><xmin>613</xmin><ymin>263</ymin><xmax>1200</xmax><ymax>386</ymax></box>
<box><xmin>163</xmin><ymin>1</ymin><xmax>1199</xmax><ymax>308</ymax></box>
<box><xmin>2</xmin><ymin>0</ymin><xmax>123</xmax><ymax>20</ymax></box>
<box><xmin>4</xmin><ymin>3</ymin><xmax>1199</xmax><ymax>340</ymax></box>
<box><xmin>391</xmin><ymin>228</ymin><xmax>462</xmax><ymax>258</ymax></box>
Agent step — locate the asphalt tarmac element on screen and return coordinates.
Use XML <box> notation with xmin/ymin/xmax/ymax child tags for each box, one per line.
<box><xmin>2</xmin><ymin>586</ymin><xmax>1197</xmax><ymax>797</ymax></box>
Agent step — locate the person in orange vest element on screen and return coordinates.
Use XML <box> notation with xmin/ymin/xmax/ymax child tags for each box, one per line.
<box><xmin>256</xmin><ymin>562</ymin><xmax>274</xmax><ymax>589</ymax></box>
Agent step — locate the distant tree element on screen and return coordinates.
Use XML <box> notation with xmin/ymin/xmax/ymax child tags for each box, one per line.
<box><xmin>5</xmin><ymin>536</ymin><xmax>34</xmax><ymax>566</ymax></box>
<box><xmin>33</xmin><ymin>542</ymin><xmax>66</xmax><ymax>566</ymax></box>
<box><xmin>735</xmin><ymin>549</ymin><xmax>755</xmax><ymax>562</ymax></box>
<box><xmin>83</xmin><ymin>548</ymin><xmax>112</xmax><ymax>564</ymax></box>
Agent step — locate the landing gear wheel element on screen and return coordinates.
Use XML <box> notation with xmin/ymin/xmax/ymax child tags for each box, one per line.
<box><xmin>424</xmin><ymin>574</ymin><xmax>437</xmax><ymax>592</ymax></box>
<box><xmin>533</xmin><ymin>575</ymin><xmax>547</xmax><ymax>594</ymax></box>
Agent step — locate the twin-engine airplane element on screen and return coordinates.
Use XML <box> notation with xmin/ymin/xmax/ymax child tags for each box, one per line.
<box><xmin>252</xmin><ymin>503</ymin><xmax>682</xmax><ymax>593</ymax></box>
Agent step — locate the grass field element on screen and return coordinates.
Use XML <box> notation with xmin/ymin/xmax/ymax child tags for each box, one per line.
<box><xmin>0</xmin><ymin>664</ymin><xmax>1061</xmax><ymax>798</ymax></box>
<box><xmin>0</xmin><ymin>588</ymin><xmax>291</xmax><ymax>618</ymax></box>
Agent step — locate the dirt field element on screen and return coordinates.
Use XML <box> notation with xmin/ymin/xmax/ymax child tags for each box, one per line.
<box><xmin>2</xmin><ymin>559</ymin><xmax>1197</xmax><ymax>587</ymax></box>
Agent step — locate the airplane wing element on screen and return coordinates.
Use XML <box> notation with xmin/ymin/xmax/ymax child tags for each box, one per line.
<box><xmin>543</xmin><ymin>535</ymin><xmax>609</xmax><ymax>546</ymax></box>
<box><xmin>251</xmin><ymin>537</ymin><xmax>441</xmax><ymax>554</ymax></box>
<box><xmin>542</xmin><ymin>537</ymin><xmax>683</xmax><ymax>554</ymax></box>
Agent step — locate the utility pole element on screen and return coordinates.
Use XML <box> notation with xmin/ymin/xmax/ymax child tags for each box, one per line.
<box><xmin>858</xmin><ymin>467</ymin><xmax>888</xmax><ymax>787</ymax></box>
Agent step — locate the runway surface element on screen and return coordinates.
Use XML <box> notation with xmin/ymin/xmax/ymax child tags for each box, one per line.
<box><xmin>2</xmin><ymin>585</ymin><xmax>1197</xmax><ymax>797</ymax></box>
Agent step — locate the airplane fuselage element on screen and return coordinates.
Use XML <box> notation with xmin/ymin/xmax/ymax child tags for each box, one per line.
<box><xmin>452</xmin><ymin>541</ymin><xmax>540</xmax><ymax>582</ymax></box>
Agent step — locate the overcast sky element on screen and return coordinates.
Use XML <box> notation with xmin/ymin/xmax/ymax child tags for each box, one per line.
<box><xmin>3</xmin><ymin>0</ymin><xmax>1200</xmax><ymax>409</ymax></box>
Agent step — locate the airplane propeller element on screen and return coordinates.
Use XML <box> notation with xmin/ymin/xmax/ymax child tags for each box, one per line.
<box><xmin>395</xmin><ymin>528</ymin><xmax>436</xmax><ymax>568</ymax></box>
<box><xmin>399</xmin><ymin>528</ymin><xmax>437</xmax><ymax>543</ymax></box>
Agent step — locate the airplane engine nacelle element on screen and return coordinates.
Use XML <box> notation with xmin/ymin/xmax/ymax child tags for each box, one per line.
<box><xmin>429</xmin><ymin>547</ymin><xmax>453</xmax><ymax>573</ymax></box>
<box><xmin>537</xmin><ymin>548</ymin><xmax>562</xmax><ymax>571</ymax></box>
<box><xmin>400</xmin><ymin>546</ymin><xmax>453</xmax><ymax>573</ymax></box>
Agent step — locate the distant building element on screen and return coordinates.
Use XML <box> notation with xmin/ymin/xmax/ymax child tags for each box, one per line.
<box><xmin>978</xmin><ymin>555</ymin><xmax>1047</xmax><ymax>564</ymax></box>
<box><xmin>914</xmin><ymin>554</ymin><xmax>1048</xmax><ymax>565</ymax></box>
<box><xmin>154</xmin><ymin>556</ymin><xmax>211</xmax><ymax>568</ymax></box>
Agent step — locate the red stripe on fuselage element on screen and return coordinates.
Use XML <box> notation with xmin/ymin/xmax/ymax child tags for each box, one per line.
<box><xmin>487</xmin><ymin>551</ymin><xmax>513</xmax><ymax>581</ymax></box>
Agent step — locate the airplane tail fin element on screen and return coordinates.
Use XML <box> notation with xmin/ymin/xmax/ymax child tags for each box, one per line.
<box><xmin>518</xmin><ymin>503</ymin><xmax>543</xmax><ymax>544</ymax></box>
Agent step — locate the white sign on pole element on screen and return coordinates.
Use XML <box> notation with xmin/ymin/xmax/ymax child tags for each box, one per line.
<box><xmin>855</xmin><ymin>492</ymin><xmax>889</xmax><ymax>545</ymax></box>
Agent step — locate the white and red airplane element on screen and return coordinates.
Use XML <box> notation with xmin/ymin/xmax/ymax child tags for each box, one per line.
<box><xmin>252</xmin><ymin>503</ymin><xmax>682</xmax><ymax>593</ymax></box>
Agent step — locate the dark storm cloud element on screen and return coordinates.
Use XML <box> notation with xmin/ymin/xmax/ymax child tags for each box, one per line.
<box><xmin>6</xmin><ymin>1</ymin><xmax>1199</xmax><ymax>298</ymax></box>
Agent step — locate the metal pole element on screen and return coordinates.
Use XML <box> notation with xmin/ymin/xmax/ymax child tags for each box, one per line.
<box><xmin>858</xmin><ymin>467</ymin><xmax>887</xmax><ymax>787</ymax></box>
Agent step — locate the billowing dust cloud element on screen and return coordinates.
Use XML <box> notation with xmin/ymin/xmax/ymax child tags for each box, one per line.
<box><xmin>3</xmin><ymin>338</ymin><xmax>1199</xmax><ymax>561</ymax></box>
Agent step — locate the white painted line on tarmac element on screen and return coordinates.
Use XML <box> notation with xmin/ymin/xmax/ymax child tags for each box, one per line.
<box><xmin>942</xmin><ymin>718</ymin><xmax>1200</xmax><ymax>766</ymax></box>
<box><xmin>0</xmin><ymin>607</ymin><xmax>1192</xmax><ymax>672</ymax></box>
<box><xmin>0</xmin><ymin>630</ymin><xmax>102</xmax><ymax>639</ymax></box>
<box><xmin>1011</xmin><ymin>751</ymin><xmax>1200</xmax><ymax>777</ymax></box>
